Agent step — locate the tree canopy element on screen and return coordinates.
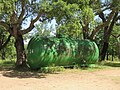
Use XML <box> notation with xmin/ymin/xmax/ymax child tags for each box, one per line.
<box><xmin>0</xmin><ymin>0</ymin><xmax>120</xmax><ymax>67</ymax></box>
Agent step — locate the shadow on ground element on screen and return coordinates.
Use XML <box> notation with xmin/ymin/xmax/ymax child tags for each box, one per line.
<box><xmin>2</xmin><ymin>70</ymin><xmax>46</xmax><ymax>79</ymax></box>
<box><xmin>0</xmin><ymin>66</ymin><xmax>46</xmax><ymax>79</ymax></box>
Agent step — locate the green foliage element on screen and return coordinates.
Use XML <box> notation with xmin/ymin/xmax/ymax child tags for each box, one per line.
<box><xmin>40</xmin><ymin>65</ymin><xmax>65</xmax><ymax>73</ymax></box>
<box><xmin>57</xmin><ymin>18</ymin><xmax>82</xmax><ymax>38</ymax></box>
<box><xmin>0</xmin><ymin>0</ymin><xmax>17</xmax><ymax>14</ymax></box>
<box><xmin>0</xmin><ymin>26</ymin><xmax>16</xmax><ymax>60</ymax></box>
<box><xmin>5</xmin><ymin>37</ymin><xmax>16</xmax><ymax>59</ymax></box>
<box><xmin>0</xmin><ymin>0</ymin><xmax>119</xmax><ymax>67</ymax></box>
<box><xmin>100</xmin><ymin>60</ymin><xmax>120</xmax><ymax>67</ymax></box>
<box><xmin>81</xmin><ymin>6</ymin><xmax>95</xmax><ymax>25</ymax></box>
<box><xmin>49</xmin><ymin>0</ymin><xmax>79</xmax><ymax>24</ymax></box>
<box><xmin>111</xmin><ymin>0</ymin><xmax>120</xmax><ymax>10</ymax></box>
<box><xmin>39</xmin><ymin>0</ymin><xmax>53</xmax><ymax>12</ymax></box>
<box><xmin>0</xmin><ymin>59</ymin><xmax>15</xmax><ymax>68</ymax></box>
<box><xmin>35</xmin><ymin>21</ymin><xmax>53</xmax><ymax>37</ymax></box>
<box><xmin>73</xmin><ymin>64</ymin><xmax>80</xmax><ymax>69</ymax></box>
<box><xmin>108</xmin><ymin>25</ymin><xmax>120</xmax><ymax>56</ymax></box>
<box><xmin>49</xmin><ymin>0</ymin><xmax>95</xmax><ymax>39</ymax></box>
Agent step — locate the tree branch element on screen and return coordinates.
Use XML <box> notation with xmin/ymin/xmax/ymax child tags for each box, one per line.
<box><xmin>111</xmin><ymin>34</ymin><xmax>120</xmax><ymax>38</ymax></box>
<box><xmin>18</xmin><ymin>0</ymin><xmax>25</xmax><ymax>24</ymax></box>
<box><xmin>90</xmin><ymin>10</ymin><xmax>116</xmax><ymax>39</ymax></box>
<box><xmin>95</xmin><ymin>5</ymin><xmax>111</xmax><ymax>15</ymax></box>
<box><xmin>0</xmin><ymin>34</ymin><xmax>11</xmax><ymax>51</ymax></box>
<box><xmin>20</xmin><ymin>13</ymin><xmax>42</xmax><ymax>35</ymax></box>
<box><xmin>107</xmin><ymin>12</ymin><xmax>118</xmax><ymax>35</ymax></box>
<box><xmin>115</xmin><ymin>15</ymin><xmax>120</xmax><ymax>21</ymax></box>
<box><xmin>22</xmin><ymin>11</ymin><xmax>30</xmax><ymax>21</ymax></box>
<box><xmin>99</xmin><ymin>11</ymin><xmax>106</xmax><ymax>22</ymax></box>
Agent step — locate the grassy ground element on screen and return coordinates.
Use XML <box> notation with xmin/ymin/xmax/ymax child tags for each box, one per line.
<box><xmin>0</xmin><ymin>58</ymin><xmax>120</xmax><ymax>73</ymax></box>
<box><xmin>0</xmin><ymin>59</ymin><xmax>15</xmax><ymax>69</ymax></box>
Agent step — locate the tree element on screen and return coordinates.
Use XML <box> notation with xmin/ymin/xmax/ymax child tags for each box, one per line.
<box><xmin>93</xmin><ymin>0</ymin><xmax>120</xmax><ymax>61</ymax></box>
<box><xmin>0</xmin><ymin>0</ymin><xmax>81</xmax><ymax>68</ymax></box>
<box><xmin>111</xmin><ymin>25</ymin><xmax>120</xmax><ymax>60</ymax></box>
<box><xmin>63</xmin><ymin>0</ymin><xmax>120</xmax><ymax>61</ymax></box>
<box><xmin>49</xmin><ymin>0</ymin><xmax>80</xmax><ymax>38</ymax></box>
<box><xmin>0</xmin><ymin>0</ymin><xmax>52</xmax><ymax>67</ymax></box>
<box><xmin>54</xmin><ymin>0</ymin><xmax>120</xmax><ymax>61</ymax></box>
<box><xmin>57</xmin><ymin>18</ymin><xmax>82</xmax><ymax>38</ymax></box>
<box><xmin>50</xmin><ymin>0</ymin><xmax>95</xmax><ymax>39</ymax></box>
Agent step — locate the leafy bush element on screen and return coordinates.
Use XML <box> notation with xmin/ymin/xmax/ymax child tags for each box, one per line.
<box><xmin>39</xmin><ymin>65</ymin><xmax>65</xmax><ymax>73</ymax></box>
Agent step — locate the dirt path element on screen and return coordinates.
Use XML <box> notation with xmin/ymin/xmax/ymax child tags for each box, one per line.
<box><xmin>0</xmin><ymin>68</ymin><xmax>120</xmax><ymax>90</ymax></box>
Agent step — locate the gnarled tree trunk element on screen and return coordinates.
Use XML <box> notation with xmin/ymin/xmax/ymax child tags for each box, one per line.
<box><xmin>100</xmin><ymin>12</ymin><xmax>118</xmax><ymax>61</ymax></box>
<box><xmin>15</xmin><ymin>34</ymin><xmax>26</xmax><ymax>68</ymax></box>
<box><xmin>100</xmin><ymin>42</ymin><xmax>109</xmax><ymax>61</ymax></box>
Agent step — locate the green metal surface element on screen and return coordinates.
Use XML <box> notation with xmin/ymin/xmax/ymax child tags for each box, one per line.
<box><xmin>77</xmin><ymin>40</ymin><xmax>99</xmax><ymax>66</ymax></box>
<box><xmin>27</xmin><ymin>36</ymin><xmax>99</xmax><ymax>69</ymax></box>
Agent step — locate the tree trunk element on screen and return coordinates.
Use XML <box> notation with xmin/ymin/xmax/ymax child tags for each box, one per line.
<box><xmin>111</xmin><ymin>49</ymin><xmax>114</xmax><ymax>61</ymax></box>
<box><xmin>106</xmin><ymin>52</ymin><xmax>109</xmax><ymax>60</ymax></box>
<box><xmin>1</xmin><ymin>49</ymin><xmax>5</xmax><ymax>60</ymax></box>
<box><xmin>100</xmin><ymin>42</ymin><xmax>109</xmax><ymax>61</ymax></box>
<box><xmin>100</xmin><ymin>25</ymin><xmax>109</xmax><ymax>61</ymax></box>
<box><xmin>82</xmin><ymin>24</ymin><xmax>89</xmax><ymax>39</ymax></box>
<box><xmin>118</xmin><ymin>42</ymin><xmax>120</xmax><ymax>60</ymax></box>
<box><xmin>15</xmin><ymin>34</ymin><xmax>26</xmax><ymax>68</ymax></box>
<box><xmin>99</xmin><ymin>12</ymin><xmax>118</xmax><ymax>61</ymax></box>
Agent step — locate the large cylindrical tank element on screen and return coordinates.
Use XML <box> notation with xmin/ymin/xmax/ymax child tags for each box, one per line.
<box><xmin>77</xmin><ymin>40</ymin><xmax>99</xmax><ymax>65</ymax></box>
<box><xmin>27</xmin><ymin>36</ymin><xmax>99</xmax><ymax>69</ymax></box>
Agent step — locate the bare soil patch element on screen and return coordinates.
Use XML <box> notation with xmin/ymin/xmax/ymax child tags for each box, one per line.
<box><xmin>0</xmin><ymin>68</ymin><xmax>120</xmax><ymax>90</ymax></box>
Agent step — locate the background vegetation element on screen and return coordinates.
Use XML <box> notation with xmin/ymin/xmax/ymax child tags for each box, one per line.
<box><xmin>0</xmin><ymin>0</ymin><xmax>120</xmax><ymax>69</ymax></box>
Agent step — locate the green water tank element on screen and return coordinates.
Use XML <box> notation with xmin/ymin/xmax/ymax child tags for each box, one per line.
<box><xmin>27</xmin><ymin>36</ymin><xmax>76</xmax><ymax>69</ymax></box>
<box><xmin>77</xmin><ymin>40</ymin><xmax>99</xmax><ymax>66</ymax></box>
<box><xmin>27</xmin><ymin>36</ymin><xmax>99</xmax><ymax>69</ymax></box>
